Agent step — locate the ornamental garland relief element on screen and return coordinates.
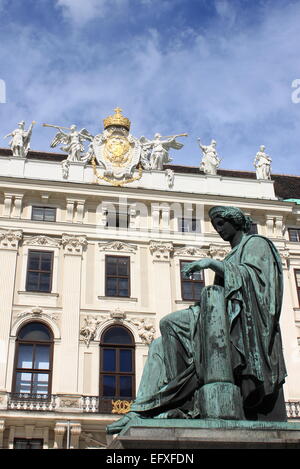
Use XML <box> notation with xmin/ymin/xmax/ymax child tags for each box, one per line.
<box><xmin>98</xmin><ymin>240</ymin><xmax>137</xmax><ymax>253</ymax></box>
<box><xmin>80</xmin><ymin>311</ymin><xmax>155</xmax><ymax>346</ymax></box>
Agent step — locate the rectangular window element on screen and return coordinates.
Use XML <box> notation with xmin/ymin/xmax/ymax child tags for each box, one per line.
<box><xmin>178</xmin><ymin>218</ymin><xmax>197</xmax><ymax>233</ymax></box>
<box><xmin>106</xmin><ymin>208</ymin><xmax>129</xmax><ymax>228</ymax></box>
<box><xmin>26</xmin><ymin>250</ymin><xmax>53</xmax><ymax>293</ymax></box>
<box><xmin>32</xmin><ymin>206</ymin><xmax>56</xmax><ymax>222</ymax></box>
<box><xmin>249</xmin><ymin>223</ymin><xmax>258</xmax><ymax>234</ymax></box>
<box><xmin>288</xmin><ymin>228</ymin><xmax>300</xmax><ymax>242</ymax></box>
<box><xmin>180</xmin><ymin>260</ymin><xmax>205</xmax><ymax>301</ymax></box>
<box><xmin>105</xmin><ymin>256</ymin><xmax>130</xmax><ymax>297</ymax></box>
<box><xmin>294</xmin><ymin>270</ymin><xmax>300</xmax><ymax>306</ymax></box>
<box><xmin>14</xmin><ymin>438</ymin><xmax>44</xmax><ymax>449</ymax></box>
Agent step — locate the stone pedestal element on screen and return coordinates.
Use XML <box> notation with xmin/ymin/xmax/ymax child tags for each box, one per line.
<box><xmin>107</xmin><ymin>418</ymin><xmax>300</xmax><ymax>449</ymax></box>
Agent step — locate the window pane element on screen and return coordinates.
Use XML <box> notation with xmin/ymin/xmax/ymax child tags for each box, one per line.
<box><xmin>120</xmin><ymin>376</ymin><xmax>132</xmax><ymax>398</ymax></box>
<box><xmin>28</xmin><ymin>253</ymin><xmax>40</xmax><ymax>270</ymax></box>
<box><xmin>106</xmin><ymin>257</ymin><xmax>117</xmax><ymax>275</ymax></box>
<box><xmin>17</xmin><ymin>344</ymin><xmax>33</xmax><ymax>369</ymax></box>
<box><xmin>103</xmin><ymin>327</ymin><xmax>132</xmax><ymax>345</ymax></box>
<box><xmin>117</xmin><ymin>259</ymin><xmax>128</xmax><ymax>276</ymax></box>
<box><xmin>27</xmin><ymin>271</ymin><xmax>39</xmax><ymax>290</ymax></box>
<box><xmin>289</xmin><ymin>229</ymin><xmax>299</xmax><ymax>242</ymax></box>
<box><xmin>103</xmin><ymin>375</ymin><xmax>116</xmax><ymax>397</ymax></box>
<box><xmin>120</xmin><ymin>350</ymin><xmax>132</xmax><ymax>372</ymax></box>
<box><xmin>106</xmin><ymin>277</ymin><xmax>117</xmax><ymax>296</ymax></box>
<box><xmin>32</xmin><ymin>373</ymin><xmax>49</xmax><ymax>395</ymax></box>
<box><xmin>40</xmin><ymin>254</ymin><xmax>52</xmax><ymax>272</ymax></box>
<box><xmin>34</xmin><ymin>345</ymin><xmax>50</xmax><ymax>370</ymax></box>
<box><xmin>44</xmin><ymin>208</ymin><xmax>56</xmax><ymax>221</ymax></box>
<box><xmin>182</xmin><ymin>282</ymin><xmax>193</xmax><ymax>300</ymax></box>
<box><xmin>39</xmin><ymin>272</ymin><xmax>51</xmax><ymax>292</ymax></box>
<box><xmin>118</xmin><ymin>278</ymin><xmax>129</xmax><ymax>296</ymax></box>
<box><xmin>103</xmin><ymin>349</ymin><xmax>116</xmax><ymax>372</ymax></box>
<box><xmin>194</xmin><ymin>282</ymin><xmax>203</xmax><ymax>300</ymax></box>
<box><xmin>15</xmin><ymin>372</ymin><xmax>32</xmax><ymax>394</ymax></box>
<box><xmin>32</xmin><ymin>207</ymin><xmax>44</xmax><ymax>221</ymax></box>
<box><xmin>19</xmin><ymin>323</ymin><xmax>52</xmax><ymax>341</ymax></box>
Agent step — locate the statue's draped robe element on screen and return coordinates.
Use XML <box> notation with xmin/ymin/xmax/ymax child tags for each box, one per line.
<box><xmin>131</xmin><ymin>234</ymin><xmax>287</xmax><ymax>417</ymax></box>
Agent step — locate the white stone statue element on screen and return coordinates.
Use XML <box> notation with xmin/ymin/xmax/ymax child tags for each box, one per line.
<box><xmin>43</xmin><ymin>123</ymin><xmax>93</xmax><ymax>162</ymax></box>
<box><xmin>198</xmin><ymin>138</ymin><xmax>221</xmax><ymax>175</ymax></box>
<box><xmin>254</xmin><ymin>145</ymin><xmax>272</xmax><ymax>180</ymax></box>
<box><xmin>141</xmin><ymin>133</ymin><xmax>187</xmax><ymax>171</ymax></box>
<box><xmin>3</xmin><ymin>120</ymin><xmax>36</xmax><ymax>158</ymax></box>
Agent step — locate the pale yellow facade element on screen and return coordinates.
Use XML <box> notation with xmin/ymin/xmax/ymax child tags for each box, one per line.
<box><xmin>0</xmin><ymin>152</ymin><xmax>299</xmax><ymax>449</ymax></box>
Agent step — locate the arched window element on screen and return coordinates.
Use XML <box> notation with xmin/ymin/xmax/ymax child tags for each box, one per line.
<box><xmin>13</xmin><ymin>322</ymin><xmax>53</xmax><ymax>398</ymax></box>
<box><xmin>100</xmin><ymin>325</ymin><xmax>135</xmax><ymax>411</ymax></box>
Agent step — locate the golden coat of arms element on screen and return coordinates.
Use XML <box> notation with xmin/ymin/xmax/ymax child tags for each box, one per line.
<box><xmin>86</xmin><ymin>108</ymin><xmax>143</xmax><ymax>186</ymax></box>
<box><xmin>80</xmin><ymin>107</ymin><xmax>187</xmax><ymax>186</ymax></box>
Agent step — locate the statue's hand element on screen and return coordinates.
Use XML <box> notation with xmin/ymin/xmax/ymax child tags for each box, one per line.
<box><xmin>181</xmin><ymin>259</ymin><xmax>211</xmax><ymax>277</ymax></box>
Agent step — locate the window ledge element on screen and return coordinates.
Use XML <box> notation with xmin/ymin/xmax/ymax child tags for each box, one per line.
<box><xmin>18</xmin><ymin>290</ymin><xmax>59</xmax><ymax>297</ymax></box>
<box><xmin>98</xmin><ymin>296</ymin><xmax>138</xmax><ymax>302</ymax></box>
<box><xmin>175</xmin><ymin>299</ymin><xmax>198</xmax><ymax>305</ymax></box>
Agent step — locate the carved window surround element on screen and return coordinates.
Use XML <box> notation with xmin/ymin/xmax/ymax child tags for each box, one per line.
<box><xmin>96</xmin><ymin>241</ymin><xmax>138</xmax><ymax>300</ymax></box>
<box><xmin>20</xmin><ymin>236</ymin><xmax>60</xmax><ymax>295</ymax></box>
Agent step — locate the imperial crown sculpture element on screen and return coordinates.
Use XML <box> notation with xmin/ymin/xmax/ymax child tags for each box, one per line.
<box><xmin>103</xmin><ymin>107</ymin><xmax>131</xmax><ymax>131</ymax></box>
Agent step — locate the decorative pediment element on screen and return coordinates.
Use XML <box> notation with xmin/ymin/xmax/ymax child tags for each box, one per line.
<box><xmin>23</xmin><ymin>235</ymin><xmax>60</xmax><ymax>247</ymax></box>
<box><xmin>173</xmin><ymin>246</ymin><xmax>208</xmax><ymax>257</ymax></box>
<box><xmin>98</xmin><ymin>240</ymin><xmax>137</xmax><ymax>253</ymax></box>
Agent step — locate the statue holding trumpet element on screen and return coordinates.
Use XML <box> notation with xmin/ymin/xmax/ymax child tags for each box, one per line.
<box><xmin>43</xmin><ymin>123</ymin><xmax>93</xmax><ymax>162</ymax></box>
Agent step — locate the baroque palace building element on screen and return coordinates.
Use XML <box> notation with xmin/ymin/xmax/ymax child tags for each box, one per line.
<box><xmin>0</xmin><ymin>109</ymin><xmax>299</xmax><ymax>449</ymax></box>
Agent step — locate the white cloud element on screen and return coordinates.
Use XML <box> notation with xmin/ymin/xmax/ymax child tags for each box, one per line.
<box><xmin>55</xmin><ymin>0</ymin><xmax>129</xmax><ymax>24</ymax></box>
<box><xmin>56</xmin><ymin>0</ymin><xmax>108</xmax><ymax>23</ymax></box>
<box><xmin>0</xmin><ymin>1</ymin><xmax>300</xmax><ymax>174</ymax></box>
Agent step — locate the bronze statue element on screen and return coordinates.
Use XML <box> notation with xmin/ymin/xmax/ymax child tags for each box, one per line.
<box><xmin>107</xmin><ymin>206</ymin><xmax>287</xmax><ymax>434</ymax></box>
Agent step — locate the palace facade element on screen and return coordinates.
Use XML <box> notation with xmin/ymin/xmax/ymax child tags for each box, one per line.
<box><xmin>0</xmin><ymin>117</ymin><xmax>300</xmax><ymax>448</ymax></box>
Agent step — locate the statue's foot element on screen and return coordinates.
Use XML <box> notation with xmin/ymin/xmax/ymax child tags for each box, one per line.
<box><xmin>106</xmin><ymin>411</ymin><xmax>140</xmax><ymax>435</ymax></box>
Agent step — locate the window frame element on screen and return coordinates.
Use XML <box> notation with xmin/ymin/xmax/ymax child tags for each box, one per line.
<box><xmin>13</xmin><ymin>438</ymin><xmax>44</xmax><ymax>449</ymax></box>
<box><xmin>105</xmin><ymin>255</ymin><xmax>130</xmax><ymax>298</ymax></box>
<box><xmin>288</xmin><ymin>228</ymin><xmax>300</xmax><ymax>242</ymax></box>
<box><xmin>294</xmin><ymin>269</ymin><xmax>300</xmax><ymax>307</ymax></box>
<box><xmin>180</xmin><ymin>259</ymin><xmax>205</xmax><ymax>301</ymax></box>
<box><xmin>31</xmin><ymin>206</ymin><xmax>57</xmax><ymax>222</ymax></box>
<box><xmin>25</xmin><ymin>250</ymin><xmax>54</xmax><ymax>293</ymax></box>
<box><xmin>12</xmin><ymin>322</ymin><xmax>54</xmax><ymax>400</ymax></box>
<box><xmin>99</xmin><ymin>325</ymin><xmax>135</xmax><ymax>412</ymax></box>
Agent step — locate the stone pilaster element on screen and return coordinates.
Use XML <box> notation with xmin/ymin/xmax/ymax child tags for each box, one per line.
<box><xmin>149</xmin><ymin>241</ymin><xmax>173</xmax><ymax>328</ymax></box>
<box><xmin>0</xmin><ymin>230</ymin><xmax>22</xmax><ymax>390</ymax></box>
<box><xmin>60</xmin><ymin>234</ymin><xmax>87</xmax><ymax>393</ymax></box>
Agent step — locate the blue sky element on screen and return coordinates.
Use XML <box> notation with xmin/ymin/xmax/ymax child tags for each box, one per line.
<box><xmin>0</xmin><ymin>0</ymin><xmax>300</xmax><ymax>175</ymax></box>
